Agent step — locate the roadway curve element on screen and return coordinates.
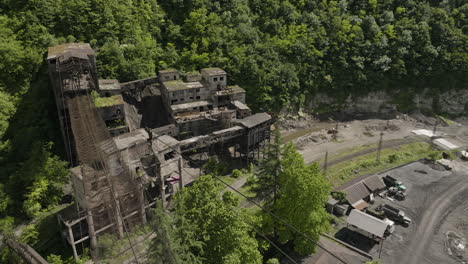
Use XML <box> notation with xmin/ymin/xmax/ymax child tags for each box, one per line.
<box><xmin>402</xmin><ymin>180</ymin><xmax>468</xmax><ymax>264</ymax></box>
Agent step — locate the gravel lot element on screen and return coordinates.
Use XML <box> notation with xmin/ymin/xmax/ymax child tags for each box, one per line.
<box><xmin>337</xmin><ymin>160</ymin><xmax>468</xmax><ymax>264</ymax></box>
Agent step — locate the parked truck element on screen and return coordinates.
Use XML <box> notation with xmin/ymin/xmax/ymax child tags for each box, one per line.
<box><xmin>388</xmin><ymin>186</ymin><xmax>406</xmax><ymax>200</ymax></box>
<box><xmin>383</xmin><ymin>175</ymin><xmax>407</xmax><ymax>191</ymax></box>
<box><xmin>381</xmin><ymin>204</ymin><xmax>411</xmax><ymax>226</ymax></box>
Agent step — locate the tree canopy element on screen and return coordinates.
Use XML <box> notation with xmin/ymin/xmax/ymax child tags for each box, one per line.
<box><xmin>150</xmin><ymin>175</ymin><xmax>262</xmax><ymax>264</ymax></box>
<box><xmin>0</xmin><ymin>0</ymin><xmax>466</xmax><ymax>259</ymax></box>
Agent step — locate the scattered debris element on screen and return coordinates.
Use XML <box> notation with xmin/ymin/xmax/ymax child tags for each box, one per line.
<box><xmin>445</xmin><ymin>231</ymin><xmax>466</xmax><ymax>261</ymax></box>
<box><xmin>414</xmin><ymin>170</ymin><xmax>428</xmax><ymax>174</ymax></box>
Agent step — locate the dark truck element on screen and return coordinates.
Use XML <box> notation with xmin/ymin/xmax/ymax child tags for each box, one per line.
<box><xmin>383</xmin><ymin>175</ymin><xmax>407</xmax><ymax>191</ymax></box>
<box><xmin>381</xmin><ymin>204</ymin><xmax>411</xmax><ymax>226</ymax></box>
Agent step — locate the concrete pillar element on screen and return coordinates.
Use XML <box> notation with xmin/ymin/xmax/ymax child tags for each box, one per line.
<box><xmin>86</xmin><ymin>210</ymin><xmax>97</xmax><ymax>256</ymax></box>
<box><xmin>178</xmin><ymin>157</ymin><xmax>183</xmax><ymax>190</ymax></box>
<box><xmin>66</xmin><ymin>224</ymin><xmax>79</xmax><ymax>261</ymax></box>
<box><xmin>114</xmin><ymin>199</ymin><xmax>125</xmax><ymax>238</ymax></box>
<box><xmin>139</xmin><ymin>183</ymin><xmax>147</xmax><ymax>225</ymax></box>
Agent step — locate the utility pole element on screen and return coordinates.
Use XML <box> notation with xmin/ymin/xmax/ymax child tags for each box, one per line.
<box><xmin>377</xmin><ymin>132</ymin><xmax>384</xmax><ymax>163</ymax></box>
<box><xmin>432</xmin><ymin>121</ymin><xmax>438</xmax><ymax>148</ymax></box>
<box><xmin>332</xmin><ymin>123</ymin><xmax>339</xmax><ymax>141</ymax></box>
<box><xmin>323</xmin><ymin>151</ymin><xmax>329</xmax><ymax>176</ymax></box>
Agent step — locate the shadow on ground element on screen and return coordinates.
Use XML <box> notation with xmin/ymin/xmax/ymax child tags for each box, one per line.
<box><xmin>335</xmin><ymin>227</ymin><xmax>378</xmax><ymax>253</ymax></box>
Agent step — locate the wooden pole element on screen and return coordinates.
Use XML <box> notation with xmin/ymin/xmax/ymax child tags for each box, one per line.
<box><xmin>377</xmin><ymin>132</ymin><xmax>384</xmax><ymax>163</ymax></box>
<box><xmin>432</xmin><ymin>121</ymin><xmax>438</xmax><ymax>147</ymax></box>
<box><xmin>324</xmin><ymin>151</ymin><xmax>329</xmax><ymax>175</ymax></box>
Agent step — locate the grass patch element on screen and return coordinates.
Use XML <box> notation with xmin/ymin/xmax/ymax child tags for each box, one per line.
<box><xmin>220</xmin><ymin>175</ymin><xmax>239</xmax><ymax>186</ymax></box>
<box><xmin>326</xmin><ymin>142</ymin><xmax>440</xmax><ymax>187</ymax></box>
<box><xmin>437</xmin><ymin>115</ymin><xmax>456</xmax><ymax>126</ymax></box>
<box><xmin>91</xmin><ymin>90</ymin><xmax>123</xmax><ymax>107</ymax></box>
<box><xmin>316</xmin><ymin>143</ymin><xmax>378</xmax><ymax>164</ymax></box>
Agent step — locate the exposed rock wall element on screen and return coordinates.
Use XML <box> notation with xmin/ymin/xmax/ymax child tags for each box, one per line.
<box><xmin>307</xmin><ymin>89</ymin><xmax>468</xmax><ymax>116</ymax></box>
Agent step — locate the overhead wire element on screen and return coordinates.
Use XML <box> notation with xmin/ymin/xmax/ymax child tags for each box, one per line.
<box><xmin>63</xmin><ymin>67</ymin><xmax>347</xmax><ymax>264</ymax></box>
<box><xmin>149</xmin><ymin>135</ymin><xmax>349</xmax><ymax>264</ymax></box>
<box><xmin>229</xmin><ymin>207</ymin><xmax>299</xmax><ymax>264</ymax></box>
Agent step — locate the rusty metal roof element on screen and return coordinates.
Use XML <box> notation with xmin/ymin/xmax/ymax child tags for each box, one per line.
<box><xmin>236</xmin><ymin>113</ymin><xmax>271</xmax><ymax>128</ymax></box>
<box><xmin>362</xmin><ymin>175</ymin><xmax>386</xmax><ymax>192</ymax></box>
<box><xmin>342</xmin><ymin>182</ymin><xmax>371</xmax><ymax>205</ymax></box>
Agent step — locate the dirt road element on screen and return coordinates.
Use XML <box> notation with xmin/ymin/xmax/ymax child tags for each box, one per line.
<box><xmin>403</xmin><ymin>179</ymin><xmax>468</xmax><ymax>264</ymax></box>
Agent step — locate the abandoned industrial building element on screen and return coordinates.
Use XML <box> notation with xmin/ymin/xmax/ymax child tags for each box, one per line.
<box><xmin>47</xmin><ymin>43</ymin><xmax>272</xmax><ymax>259</ymax></box>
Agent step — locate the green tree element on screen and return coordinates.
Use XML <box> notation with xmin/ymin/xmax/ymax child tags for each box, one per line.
<box><xmin>266</xmin><ymin>144</ymin><xmax>331</xmax><ymax>255</ymax></box>
<box><xmin>253</xmin><ymin>127</ymin><xmax>283</xmax><ymax>201</ymax></box>
<box><xmin>148</xmin><ymin>201</ymin><xmax>203</xmax><ymax>264</ymax></box>
<box><xmin>175</xmin><ymin>175</ymin><xmax>262</xmax><ymax>264</ymax></box>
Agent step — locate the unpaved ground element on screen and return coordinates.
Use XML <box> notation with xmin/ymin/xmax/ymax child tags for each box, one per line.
<box><xmin>331</xmin><ymin>160</ymin><xmax>468</xmax><ymax>264</ymax></box>
<box><xmin>377</xmin><ymin>160</ymin><xmax>468</xmax><ymax>264</ymax></box>
<box><xmin>281</xmin><ymin>115</ymin><xmax>468</xmax><ymax>165</ymax></box>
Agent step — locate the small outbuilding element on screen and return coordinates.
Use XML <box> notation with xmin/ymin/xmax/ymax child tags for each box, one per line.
<box><xmin>342</xmin><ymin>182</ymin><xmax>371</xmax><ymax>210</ymax></box>
<box><xmin>362</xmin><ymin>175</ymin><xmax>386</xmax><ymax>194</ymax></box>
<box><xmin>347</xmin><ymin>209</ymin><xmax>390</xmax><ymax>239</ymax></box>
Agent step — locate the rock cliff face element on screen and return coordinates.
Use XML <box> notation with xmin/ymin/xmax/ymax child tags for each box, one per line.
<box><xmin>308</xmin><ymin>89</ymin><xmax>468</xmax><ymax>116</ymax></box>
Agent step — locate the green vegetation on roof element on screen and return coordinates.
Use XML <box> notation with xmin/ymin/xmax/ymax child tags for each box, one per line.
<box><xmin>91</xmin><ymin>90</ymin><xmax>123</xmax><ymax>107</ymax></box>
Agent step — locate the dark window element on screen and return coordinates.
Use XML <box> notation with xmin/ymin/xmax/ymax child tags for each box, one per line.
<box><xmin>49</xmin><ymin>59</ymin><xmax>56</xmax><ymax>64</ymax></box>
<box><xmin>190</xmin><ymin>97</ymin><xmax>194</xmax><ymax>100</ymax></box>
<box><xmin>165</xmin><ymin>76</ymin><xmax>170</xmax><ymax>80</ymax></box>
<box><xmin>220</xmin><ymin>76</ymin><xmax>224</xmax><ymax>81</ymax></box>
<box><xmin>196</xmin><ymin>96</ymin><xmax>200</xmax><ymax>99</ymax></box>
<box><xmin>193</xmin><ymin>107</ymin><xmax>197</xmax><ymax>110</ymax></box>
<box><xmin>213</xmin><ymin>77</ymin><xmax>218</xmax><ymax>81</ymax></box>
<box><xmin>173</xmin><ymin>75</ymin><xmax>177</xmax><ymax>80</ymax></box>
<box><xmin>180</xmin><ymin>98</ymin><xmax>184</xmax><ymax>101</ymax></box>
<box><xmin>91</xmin><ymin>181</ymin><xmax>98</xmax><ymax>191</ymax></box>
<box><xmin>164</xmin><ymin>151</ymin><xmax>176</xmax><ymax>160</ymax></box>
<box><xmin>171</xmin><ymin>99</ymin><xmax>178</xmax><ymax>104</ymax></box>
<box><xmin>208</xmin><ymin>105</ymin><xmax>213</xmax><ymax>110</ymax></box>
<box><xmin>105</xmin><ymin>92</ymin><xmax>111</xmax><ymax>97</ymax></box>
<box><xmin>196</xmin><ymin>89</ymin><xmax>200</xmax><ymax>92</ymax></box>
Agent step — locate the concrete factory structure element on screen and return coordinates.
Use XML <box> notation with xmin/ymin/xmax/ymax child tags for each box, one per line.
<box><xmin>47</xmin><ymin>43</ymin><xmax>272</xmax><ymax>260</ymax></box>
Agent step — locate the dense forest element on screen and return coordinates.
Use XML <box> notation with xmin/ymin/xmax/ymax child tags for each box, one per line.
<box><xmin>0</xmin><ymin>0</ymin><xmax>466</xmax><ymax>259</ymax></box>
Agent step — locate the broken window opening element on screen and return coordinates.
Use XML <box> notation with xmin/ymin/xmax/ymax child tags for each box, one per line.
<box><xmin>164</xmin><ymin>151</ymin><xmax>176</xmax><ymax>160</ymax></box>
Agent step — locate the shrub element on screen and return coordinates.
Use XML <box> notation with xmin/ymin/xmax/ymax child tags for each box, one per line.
<box><xmin>232</xmin><ymin>169</ymin><xmax>242</xmax><ymax>178</ymax></box>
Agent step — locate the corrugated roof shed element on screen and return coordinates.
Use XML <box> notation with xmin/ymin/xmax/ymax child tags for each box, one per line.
<box><xmin>343</xmin><ymin>182</ymin><xmax>370</xmax><ymax>205</ymax></box>
<box><xmin>362</xmin><ymin>175</ymin><xmax>386</xmax><ymax>192</ymax></box>
<box><xmin>347</xmin><ymin>209</ymin><xmax>388</xmax><ymax>238</ymax></box>
<box><xmin>236</xmin><ymin>113</ymin><xmax>271</xmax><ymax>128</ymax></box>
